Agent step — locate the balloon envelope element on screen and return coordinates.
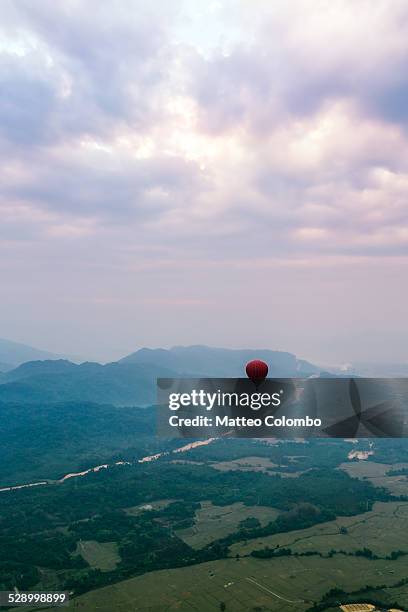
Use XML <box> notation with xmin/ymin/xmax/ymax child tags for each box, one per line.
<box><xmin>245</xmin><ymin>360</ymin><xmax>269</xmax><ymax>384</ymax></box>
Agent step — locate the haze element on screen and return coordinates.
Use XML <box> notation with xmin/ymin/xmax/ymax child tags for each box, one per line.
<box><xmin>0</xmin><ymin>0</ymin><xmax>407</xmax><ymax>365</ymax></box>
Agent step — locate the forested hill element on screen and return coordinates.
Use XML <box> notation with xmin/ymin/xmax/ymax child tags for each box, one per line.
<box><xmin>120</xmin><ymin>345</ymin><xmax>320</xmax><ymax>377</ymax></box>
<box><xmin>0</xmin><ymin>361</ymin><xmax>176</xmax><ymax>406</ymax></box>
<box><xmin>0</xmin><ymin>401</ymin><xmax>160</xmax><ymax>487</ymax></box>
<box><xmin>0</xmin><ymin>345</ymin><xmax>322</xmax><ymax>406</ymax></box>
<box><xmin>0</xmin><ymin>337</ymin><xmax>65</xmax><ymax>371</ymax></box>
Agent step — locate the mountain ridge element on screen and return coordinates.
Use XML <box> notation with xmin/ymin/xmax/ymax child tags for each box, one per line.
<box><xmin>0</xmin><ymin>345</ymin><xmax>322</xmax><ymax>406</ymax></box>
<box><xmin>0</xmin><ymin>360</ymin><xmax>178</xmax><ymax>406</ymax></box>
<box><xmin>0</xmin><ymin>337</ymin><xmax>73</xmax><ymax>370</ymax></box>
<box><xmin>119</xmin><ymin>344</ymin><xmax>320</xmax><ymax>377</ymax></box>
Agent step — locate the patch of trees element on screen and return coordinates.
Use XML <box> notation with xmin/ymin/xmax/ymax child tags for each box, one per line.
<box><xmin>0</xmin><ymin>532</ymin><xmax>87</xmax><ymax>592</ymax></box>
<box><xmin>386</xmin><ymin>467</ymin><xmax>408</xmax><ymax>477</ymax></box>
<box><xmin>251</xmin><ymin>547</ymin><xmax>292</xmax><ymax>558</ymax></box>
<box><xmin>0</xmin><ymin>562</ymin><xmax>40</xmax><ymax>591</ymax></box>
<box><xmin>250</xmin><ymin>545</ymin><xmax>408</xmax><ymax>562</ymax></box>
<box><xmin>238</xmin><ymin>517</ymin><xmax>261</xmax><ymax>530</ymax></box>
<box><xmin>0</xmin><ymin>532</ymin><xmax>87</xmax><ymax>570</ymax></box>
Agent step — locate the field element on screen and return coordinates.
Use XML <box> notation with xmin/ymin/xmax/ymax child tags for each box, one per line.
<box><xmin>339</xmin><ymin>460</ymin><xmax>408</xmax><ymax>496</ymax></box>
<box><xmin>76</xmin><ymin>540</ymin><xmax>121</xmax><ymax>571</ymax></box>
<box><xmin>175</xmin><ymin>501</ymin><xmax>280</xmax><ymax>548</ymax></box>
<box><xmin>9</xmin><ymin>446</ymin><xmax>408</xmax><ymax>612</ymax></box>
<box><xmin>47</xmin><ymin>554</ymin><xmax>408</xmax><ymax>611</ymax></box>
<box><xmin>211</xmin><ymin>456</ymin><xmax>307</xmax><ymax>477</ymax></box>
<box><xmin>44</xmin><ymin>496</ymin><xmax>408</xmax><ymax>611</ymax></box>
<box><xmin>212</xmin><ymin>456</ymin><xmax>280</xmax><ymax>472</ymax></box>
<box><xmin>229</xmin><ymin>501</ymin><xmax>408</xmax><ymax>557</ymax></box>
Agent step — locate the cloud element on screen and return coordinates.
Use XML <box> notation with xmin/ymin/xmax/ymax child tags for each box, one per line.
<box><xmin>1</xmin><ymin>0</ymin><xmax>408</xmax><ymax>254</ymax></box>
<box><xmin>0</xmin><ymin>0</ymin><xmax>182</xmax><ymax>149</ymax></box>
<box><xmin>1</xmin><ymin>0</ymin><xmax>408</xmax><ymax>360</ymax></box>
<box><xmin>187</xmin><ymin>0</ymin><xmax>408</xmax><ymax>131</ymax></box>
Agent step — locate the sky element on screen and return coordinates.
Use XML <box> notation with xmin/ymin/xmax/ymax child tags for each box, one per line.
<box><xmin>0</xmin><ymin>0</ymin><xmax>407</xmax><ymax>365</ymax></box>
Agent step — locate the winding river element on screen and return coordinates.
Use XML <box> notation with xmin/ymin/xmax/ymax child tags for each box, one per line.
<box><xmin>0</xmin><ymin>438</ymin><xmax>217</xmax><ymax>494</ymax></box>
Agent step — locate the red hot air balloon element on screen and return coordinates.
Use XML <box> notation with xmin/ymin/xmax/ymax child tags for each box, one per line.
<box><xmin>246</xmin><ymin>360</ymin><xmax>269</xmax><ymax>386</ymax></box>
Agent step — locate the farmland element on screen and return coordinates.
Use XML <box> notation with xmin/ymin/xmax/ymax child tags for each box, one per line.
<box><xmin>175</xmin><ymin>501</ymin><xmax>280</xmax><ymax>548</ymax></box>
<box><xmin>211</xmin><ymin>455</ymin><xmax>309</xmax><ymax>478</ymax></box>
<box><xmin>76</xmin><ymin>541</ymin><xmax>120</xmax><ymax>572</ymax></box>
<box><xmin>339</xmin><ymin>461</ymin><xmax>408</xmax><ymax>496</ymax></box>
<box><xmin>2</xmin><ymin>439</ymin><xmax>408</xmax><ymax>611</ymax></box>
<box><xmin>64</xmin><ymin>498</ymin><xmax>408</xmax><ymax>610</ymax></box>
<box><xmin>48</xmin><ymin>554</ymin><xmax>408</xmax><ymax>611</ymax></box>
<box><xmin>229</xmin><ymin>501</ymin><xmax>408</xmax><ymax>557</ymax></box>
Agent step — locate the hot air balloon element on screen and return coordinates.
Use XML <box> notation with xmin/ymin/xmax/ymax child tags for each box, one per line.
<box><xmin>246</xmin><ymin>360</ymin><xmax>268</xmax><ymax>387</ymax></box>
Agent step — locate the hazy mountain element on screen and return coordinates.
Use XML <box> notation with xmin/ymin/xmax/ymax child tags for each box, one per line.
<box><xmin>0</xmin><ymin>345</ymin><xmax>322</xmax><ymax>406</ymax></box>
<box><xmin>3</xmin><ymin>359</ymin><xmax>78</xmax><ymax>381</ymax></box>
<box><xmin>0</xmin><ymin>361</ymin><xmax>12</xmax><ymax>373</ymax></box>
<box><xmin>120</xmin><ymin>345</ymin><xmax>320</xmax><ymax>377</ymax></box>
<box><xmin>0</xmin><ymin>360</ymin><xmax>177</xmax><ymax>406</ymax></box>
<box><xmin>0</xmin><ymin>337</ymin><xmax>66</xmax><ymax>368</ymax></box>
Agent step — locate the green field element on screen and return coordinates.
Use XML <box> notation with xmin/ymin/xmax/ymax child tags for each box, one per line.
<box><xmin>211</xmin><ymin>455</ymin><xmax>307</xmax><ymax>477</ymax></box>
<box><xmin>76</xmin><ymin>540</ymin><xmax>120</xmax><ymax>571</ymax></box>
<box><xmin>230</xmin><ymin>501</ymin><xmax>408</xmax><ymax>557</ymax></box>
<box><xmin>47</xmin><ymin>554</ymin><xmax>408</xmax><ymax>611</ymax></box>
<box><xmin>44</xmin><ymin>497</ymin><xmax>408</xmax><ymax>611</ymax></box>
<box><xmin>175</xmin><ymin>501</ymin><xmax>280</xmax><ymax>549</ymax></box>
<box><xmin>50</xmin><ymin>468</ymin><xmax>408</xmax><ymax>612</ymax></box>
<box><xmin>212</xmin><ymin>456</ymin><xmax>280</xmax><ymax>472</ymax></box>
<box><xmin>340</xmin><ymin>460</ymin><xmax>408</xmax><ymax>496</ymax></box>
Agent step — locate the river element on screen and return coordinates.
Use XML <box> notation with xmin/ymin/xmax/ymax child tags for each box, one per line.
<box><xmin>0</xmin><ymin>438</ymin><xmax>217</xmax><ymax>494</ymax></box>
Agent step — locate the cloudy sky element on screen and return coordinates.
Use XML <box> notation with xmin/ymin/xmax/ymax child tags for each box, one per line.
<box><xmin>1</xmin><ymin>0</ymin><xmax>407</xmax><ymax>364</ymax></box>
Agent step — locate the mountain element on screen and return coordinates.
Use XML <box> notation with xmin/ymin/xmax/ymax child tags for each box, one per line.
<box><xmin>0</xmin><ymin>337</ymin><xmax>66</xmax><ymax>368</ymax></box>
<box><xmin>0</xmin><ymin>360</ymin><xmax>177</xmax><ymax>406</ymax></box>
<box><xmin>0</xmin><ymin>361</ymin><xmax>12</xmax><ymax>373</ymax></box>
<box><xmin>0</xmin><ymin>345</ymin><xmax>322</xmax><ymax>406</ymax></box>
<box><xmin>3</xmin><ymin>359</ymin><xmax>78</xmax><ymax>380</ymax></box>
<box><xmin>119</xmin><ymin>345</ymin><xmax>320</xmax><ymax>377</ymax></box>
